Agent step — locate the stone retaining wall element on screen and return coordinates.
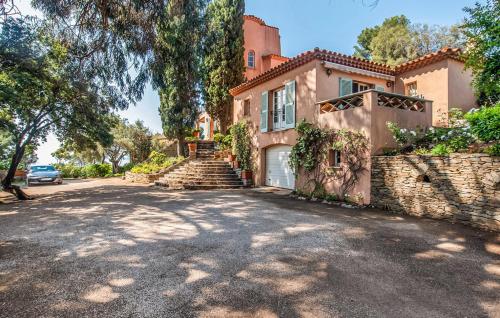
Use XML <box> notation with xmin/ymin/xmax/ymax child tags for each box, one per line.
<box><xmin>125</xmin><ymin>171</ymin><xmax>162</xmax><ymax>184</ymax></box>
<box><xmin>371</xmin><ymin>154</ymin><xmax>500</xmax><ymax>231</ymax></box>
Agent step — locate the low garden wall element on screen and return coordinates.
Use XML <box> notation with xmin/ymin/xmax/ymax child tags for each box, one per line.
<box><xmin>125</xmin><ymin>171</ymin><xmax>163</xmax><ymax>184</ymax></box>
<box><xmin>371</xmin><ymin>154</ymin><xmax>500</xmax><ymax>231</ymax></box>
<box><xmin>125</xmin><ymin>159</ymin><xmax>188</xmax><ymax>184</ymax></box>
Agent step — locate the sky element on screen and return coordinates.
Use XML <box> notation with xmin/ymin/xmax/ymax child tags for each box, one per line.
<box><xmin>15</xmin><ymin>0</ymin><xmax>479</xmax><ymax>164</ymax></box>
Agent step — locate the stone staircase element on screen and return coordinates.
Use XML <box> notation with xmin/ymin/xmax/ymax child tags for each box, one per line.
<box><xmin>155</xmin><ymin>141</ymin><xmax>244</xmax><ymax>190</ymax></box>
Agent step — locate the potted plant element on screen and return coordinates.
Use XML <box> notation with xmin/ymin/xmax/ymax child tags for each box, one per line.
<box><xmin>185</xmin><ymin>136</ymin><xmax>199</xmax><ymax>156</ymax></box>
<box><xmin>241</xmin><ymin>169</ymin><xmax>252</xmax><ymax>180</ymax></box>
<box><xmin>230</xmin><ymin>121</ymin><xmax>252</xmax><ymax>185</ymax></box>
<box><xmin>192</xmin><ymin>128</ymin><xmax>201</xmax><ymax>138</ymax></box>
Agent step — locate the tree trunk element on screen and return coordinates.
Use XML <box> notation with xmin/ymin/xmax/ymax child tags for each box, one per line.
<box><xmin>176</xmin><ymin>140</ymin><xmax>182</xmax><ymax>157</ymax></box>
<box><xmin>1</xmin><ymin>143</ymin><xmax>31</xmax><ymax>200</ymax></box>
<box><xmin>111</xmin><ymin>161</ymin><xmax>119</xmax><ymax>174</ymax></box>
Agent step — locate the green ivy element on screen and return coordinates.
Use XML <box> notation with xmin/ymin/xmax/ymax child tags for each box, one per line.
<box><xmin>290</xmin><ymin>120</ymin><xmax>369</xmax><ymax>201</ymax></box>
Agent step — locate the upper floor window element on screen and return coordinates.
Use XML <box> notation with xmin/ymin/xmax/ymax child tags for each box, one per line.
<box><xmin>352</xmin><ymin>81</ymin><xmax>372</xmax><ymax>93</ymax></box>
<box><xmin>243</xmin><ymin>99</ymin><xmax>251</xmax><ymax>116</ymax></box>
<box><xmin>406</xmin><ymin>82</ymin><xmax>418</xmax><ymax>97</ymax></box>
<box><xmin>247</xmin><ymin>50</ymin><xmax>255</xmax><ymax>68</ymax></box>
<box><xmin>273</xmin><ymin>87</ymin><xmax>286</xmax><ymax>130</ymax></box>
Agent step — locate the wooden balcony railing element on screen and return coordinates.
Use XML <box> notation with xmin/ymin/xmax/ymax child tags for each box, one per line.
<box><xmin>377</xmin><ymin>91</ymin><xmax>426</xmax><ymax>112</ymax></box>
<box><xmin>319</xmin><ymin>92</ymin><xmax>364</xmax><ymax>113</ymax></box>
<box><xmin>318</xmin><ymin>90</ymin><xmax>430</xmax><ymax>114</ymax></box>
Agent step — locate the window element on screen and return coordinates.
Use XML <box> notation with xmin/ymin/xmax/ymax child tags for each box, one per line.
<box><xmin>406</xmin><ymin>82</ymin><xmax>418</xmax><ymax>97</ymax></box>
<box><xmin>243</xmin><ymin>99</ymin><xmax>250</xmax><ymax>116</ymax></box>
<box><xmin>273</xmin><ymin>87</ymin><xmax>286</xmax><ymax>130</ymax></box>
<box><xmin>352</xmin><ymin>81</ymin><xmax>372</xmax><ymax>93</ymax></box>
<box><xmin>247</xmin><ymin>50</ymin><xmax>255</xmax><ymax>68</ymax></box>
<box><xmin>329</xmin><ymin>150</ymin><xmax>341</xmax><ymax>167</ymax></box>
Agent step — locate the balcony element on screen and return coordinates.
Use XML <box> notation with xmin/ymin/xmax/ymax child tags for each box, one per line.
<box><xmin>318</xmin><ymin>89</ymin><xmax>431</xmax><ymax>114</ymax></box>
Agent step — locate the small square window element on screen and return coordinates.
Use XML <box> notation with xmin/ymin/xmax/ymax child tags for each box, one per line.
<box><xmin>243</xmin><ymin>99</ymin><xmax>250</xmax><ymax>116</ymax></box>
<box><xmin>329</xmin><ymin>150</ymin><xmax>341</xmax><ymax>167</ymax></box>
<box><xmin>406</xmin><ymin>82</ymin><xmax>418</xmax><ymax>97</ymax></box>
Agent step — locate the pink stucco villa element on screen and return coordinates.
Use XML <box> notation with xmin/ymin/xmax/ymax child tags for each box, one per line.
<box><xmin>226</xmin><ymin>15</ymin><xmax>476</xmax><ymax>203</ymax></box>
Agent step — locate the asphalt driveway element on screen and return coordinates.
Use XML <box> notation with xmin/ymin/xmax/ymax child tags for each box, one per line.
<box><xmin>0</xmin><ymin>181</ymin><xmax>499</xmax><ymax>317</ymax></box>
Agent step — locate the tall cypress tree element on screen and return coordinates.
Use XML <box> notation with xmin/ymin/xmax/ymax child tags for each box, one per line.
<box><xmin>203</xmin><ymin>0</ymin><xmax>245</xmax><ymax>133</ymax></box>
<box><xmin>156</xmin><ymin>0</ymin><xmax>203</xmax><ymax>155</ymax></box>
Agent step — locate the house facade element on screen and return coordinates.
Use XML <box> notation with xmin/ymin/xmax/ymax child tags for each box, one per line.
<box><xmin>229</xmin><ymin>46</ymin><xmax>476</xmax><ymax>203</ymax></box>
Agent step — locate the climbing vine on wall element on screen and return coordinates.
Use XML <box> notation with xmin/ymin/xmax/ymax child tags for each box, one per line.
<box><xmin>289</xmin><ymin>120</ymin><xmax>369</xmax><ymax>201</ymax></box>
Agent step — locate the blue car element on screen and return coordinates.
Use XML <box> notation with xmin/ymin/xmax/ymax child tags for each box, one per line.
<box><xmin>27</xmin><ymin>165</ymin><xmax>63</xmax><ymax>186</ymax></box>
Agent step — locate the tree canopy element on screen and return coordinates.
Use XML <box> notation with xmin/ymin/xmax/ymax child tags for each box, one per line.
<box><xmin>0</xmin><ymin>16</ymin><xmax>124</xmax><ymax>194</ymax></box>
<box><xmin>156</xmin><ymin>0</ymin><xmax>202</xmax><ymax>154</ymax></box>
<box><xmin>354</xmin><ymin>15</ymin><xmax>465</xmax><ymax>66</ymax></box>
<box><xmin>202</xmin><ymin>0</ymin><xmax>245</xmax><ymax>132</ymax></box>
<box><xmin>30</xmin><ymin>0</ymin><xmax>169</xmax><ymax>102</ymax></box>
<box><xmin>461</xmin><ymin>0</ymin><xmax>500</xmax><ymax>104</ymax></box>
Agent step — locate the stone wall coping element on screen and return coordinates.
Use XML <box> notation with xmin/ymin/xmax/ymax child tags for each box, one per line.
<box><xmin>372</xmin><ymin>153</ymin><xmax>494</xmax><ymax>159</ymax></box>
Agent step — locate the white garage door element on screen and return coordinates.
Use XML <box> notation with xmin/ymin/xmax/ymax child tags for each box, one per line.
<box><xmin>266</xmin><ymin>145</ymin><xmax>295</xmax><ymax>189</ymax></box>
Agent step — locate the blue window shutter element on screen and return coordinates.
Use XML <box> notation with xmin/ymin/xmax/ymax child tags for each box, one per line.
<box><xmin>260</xmin><ymin>91</ymin><xmax>268</xmax><ymax>132</ymax></box>
<box><xmin>339</xmin><ymin>78</ymin><xmax>353</xmax><ymax>96</ymax></box>
<box><xmin>284</xmin><ymin>80</ymin><xmax>296</xmax><ymax>129</ymax></box>
<box><xmin>375</xmin><ymin>85</ymin><xmax>385</xmax><ymax>92</ymax></box>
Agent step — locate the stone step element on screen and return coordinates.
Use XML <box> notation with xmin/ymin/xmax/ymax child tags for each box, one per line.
<box><xmin>188</xmin><ymin>161</ymin><xmax>231</xmax><ymax>167</ymax></box>
<box><xmin>162</xmin><ymin>176</ymin><xmax>240</xmax><ymax>182</ymax></box>
<box><xmin>180</xmin><ymin>180</ymin><xmax>243</xmax><ymax>186</ymax></box>
<box><xmin>185</xmin><ymin>167</ymin><xmax>230</xmax><ymax>171</ymax></box>
<box><xmin>184</xmin><ymin>184</ymin><xmax>245</xmax><ymax>190</ymax></box>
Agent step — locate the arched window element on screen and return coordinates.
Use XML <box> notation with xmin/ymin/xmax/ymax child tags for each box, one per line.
<box><xmin>247</xmin><ymin>50</ymin><xmax>255</xmax><ymax>68</ymax></box>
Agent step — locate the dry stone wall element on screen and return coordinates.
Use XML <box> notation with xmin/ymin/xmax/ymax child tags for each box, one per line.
<box><xmin>125</xmin><ymin>172</ymin><xmax>162</xmax><ymax>184</ymax></box>
<box><xmin>371</xmin><ymin>154</ymin><xmax>499</xmax><ymax>231</ymax></box>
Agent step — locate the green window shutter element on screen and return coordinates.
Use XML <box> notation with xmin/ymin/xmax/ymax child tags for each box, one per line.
<box><xmin>284</xmin><ymin>80</ymin><xmax>296</xmax><ymax>129</ymax></box>
<box><xmin>375</xmin><ymin>85</ymin><xmax>385</xmax><ymax>92</ymax></box>
<box><xmin>260</xmin><ymin>91</ymin><xmax>268</xmax><ymax>132</ymax></box>
<box><xmin>339</xmin><ymin>77</ymin><xmax>353</xmax><ymax>96</ymax></box>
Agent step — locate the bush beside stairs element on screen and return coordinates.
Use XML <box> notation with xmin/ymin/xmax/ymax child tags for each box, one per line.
<box><xmin>155</xmin><ymin>141</ymin><xmax>244</xmax><ymax>190</ymax></box>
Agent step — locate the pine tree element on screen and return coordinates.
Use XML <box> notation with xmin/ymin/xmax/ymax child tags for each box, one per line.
<box><xmin>203</xmin><ymin>0</ymin><xmax>245</xmax><ymax>133</ymax></box>
<box><xmin>156</xmin><ymin>0</ymin><xmax>203</xmax><ymax>155</ymax></box>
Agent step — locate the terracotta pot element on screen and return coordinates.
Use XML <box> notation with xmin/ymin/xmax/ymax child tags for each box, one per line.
<box><xmin>228</xmin><ymin>154</ymin><xmax>236</xmax><ymax>162</ymax></box>
<box><xmin>188</xmin><ymin>142</ymin><xmax>197</xmax><ymax>152</ymax></box>
<box><xmin>241</xmin><ymin>170</ymin><xmax>253</xmax><ymax>180</ymax></box>
<box><xmin>193</xmin><ymin>131</ymin><xmax>200</xmax><ymax>138</ymax></box>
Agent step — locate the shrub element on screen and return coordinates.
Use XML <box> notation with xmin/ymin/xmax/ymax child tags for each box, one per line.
<box><xmin>230</xmin><ymin>121</ymin><xmax>251</xmax><ymax>170</ymax></box>
<box><xmin>414</xmin><ymin>148</ymin><xmax>431</xmax><ymax>155</ymax></box>
<box><xmin>484</xmin><ymin>144</ymin><xmax>500</xmax><ymax>156</ymax></box>
<box><xmin>119</xmin><ymin>162</ymin><xmax>135</xmax><ymax>173</ymax></box>
<box><xmin>214</xmin><ymin>133</ymin><xmax>232</xmax><ymax>151</ymax></box>
<box><xmin>430</xmin><ymin>144</ymin><xmax>451</xmax><ymax>156</ymax></box>
<box><xmin>82</xmin><ymin>164</ymin><xmax>112</xmax><ymax>178</ymax></box>
<box><xmin>465</xmin><ymin>104</ymin><xmax>500</xmax><ymax>143</ymax></box>
<box><xmin>185</xmin><ymin>136</ymin><xmax>199</xmax><ymax>142</ymax></box>
<box><xmin>148</xmin><ymin>151</ymin><xmax>169</xmax><ymax>165</ymax></box>
<box><xmin>130</xmin><ymin>156</ymin><xmax>184</xmax><ymax>174</ymax></box>
<box><xmin>53</xmin><ymin>164</ymin><xmax>82</xmax><ymax>178</ymax></box>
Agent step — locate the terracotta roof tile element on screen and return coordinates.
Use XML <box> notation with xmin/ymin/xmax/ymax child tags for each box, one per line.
<box><xmin>230</xmin><ymin>47</ymin><xmax>463</xmax><ymax>96</ymax></box>
<box><xmin>262</xmin><ymin>54</ymin><xmax>290</xmax><ymax>62</ymax></box>
<box><xmin>244</xmin><ymin>15</ymin><xmax>279</xmax><ymax>30</ymax></box>
<box><xmin>395</xmin><ymin>47</ymin><xmax>462</xmax><ymax>73</ymax></box>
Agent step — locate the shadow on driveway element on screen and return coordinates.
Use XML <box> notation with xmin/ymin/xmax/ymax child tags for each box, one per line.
<box><xmin>0</xmin><ymin>184</ymin><xmax>499</xmax><ymax>317</ymax></box>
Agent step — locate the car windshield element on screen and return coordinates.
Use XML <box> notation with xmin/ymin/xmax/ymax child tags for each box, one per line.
<box><xmin>31</xmin><ymin>166</ymin><xmax>55</xmax><ymax>172</ymax></box>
